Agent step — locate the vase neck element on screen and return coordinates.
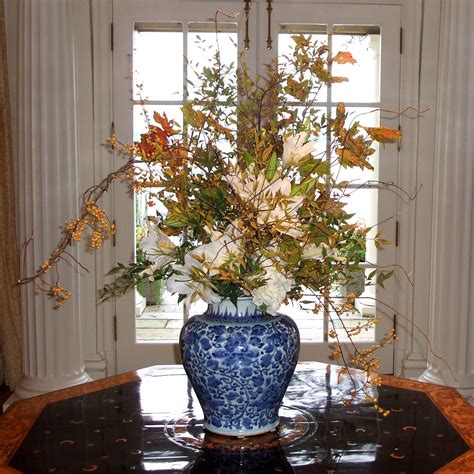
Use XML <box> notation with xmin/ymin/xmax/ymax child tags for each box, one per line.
<box><xmin>207</xmin><ymin>298</ymin><xmax>263</xmax><ymax>319</ymax></box>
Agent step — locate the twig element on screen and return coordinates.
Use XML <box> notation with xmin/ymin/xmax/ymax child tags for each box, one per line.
<box><xmin>17</xmin><ymin>158</ymin><xmax>134</xmax><ymax>286</ymax></box>
<box><xmin>362</xmin><ymin>295</ymin><xmax>459</xmax><ymax>386</ymax></box>
<box><xmin>364</xmin><ymin>261</ymin><xmax>414</xmax><ymax>287</ymax></box>
<box><xmin>61</xmin><ymin>252</ymin><xmax>90</xmax><ymax>273</ymax></box>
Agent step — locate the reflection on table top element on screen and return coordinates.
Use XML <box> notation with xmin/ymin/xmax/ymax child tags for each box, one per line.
<box><xmin>1</xmin><ymin>362</ymin><xmax>473</xmax><ymax>473</ymax></box>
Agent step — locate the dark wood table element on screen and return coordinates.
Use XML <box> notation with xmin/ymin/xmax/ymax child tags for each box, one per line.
<box><xmin>0</xmin><ymin>362</ymin><xmax>473</xmax><ymax>473</ymax></box>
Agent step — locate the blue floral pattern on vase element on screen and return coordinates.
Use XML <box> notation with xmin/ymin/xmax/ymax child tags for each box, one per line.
<box><xmin>180</xmin><ymin>298</ymin><xmax>300</xmax><ymax>436</ymax></box>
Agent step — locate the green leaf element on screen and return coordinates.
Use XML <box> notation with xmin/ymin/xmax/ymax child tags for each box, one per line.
<box><xmin>291</xmin><ymin>178</ymin><xmax>316</xmax><ymax>196</ymax></box>
<box><xmin>376</xmin><ymin>270</ymin><xmax>394</xmax><ymax>288</ymax></box>
<box><xmin>290</xmin><ymin>183</ymin><xmax>302</xmax><ymax>197</ymax></box>
<box><xmin>243</xmin><ymin>150</ymin><xmax>254</xmax><ymax>166</ymax></box>
<box><xmin>367</xmin><ymin>269</ymin><xmax>377</xmax><ymax>280</ymax></box>
<box><xmin>265</xmin><ymin>152</ymin><xmax>278</xmax><ymax>181</ymax></box>
<box><xmin>181</xmin><ymin>102</ymin><xmax>197</xmax><ymax>128</ymax></box>
<box><xmin>163</xmin><ymin>216</ymin><xmax>188</xmax><ymax>228</ymax></box>
<box><xmin>316</xmin><ymin>160</ymin><xmax>330</xmax><ymax>176</ymax></box>
<box><xmin>302</xmin><ymin>178</ymin><xmax>317</xmax><ymax>193</ymax></box>
<box><xmin>200</xmin><ymin>187</ymin><xmax>226</xmax><ymax>211</ymax></box>
<box><xmin>298</xmin><ymin>158</ymin><xmax>323</xmax><ymax>176</ymax></box>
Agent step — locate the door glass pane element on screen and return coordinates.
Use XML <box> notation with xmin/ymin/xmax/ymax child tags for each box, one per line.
<box><xmin>331</xmin><ymin>25</ymin><xmax>381</xmax><ymax>103</ymax></box>
<box><xmin>133</xmin><ymin>24</ymin><xmax>184</xmax><ymax>100</ymax></box>
<box><xmin>343</xmin><ymin>187</ymin><xmax>378</xmax><ymax>264</ymax></box>
<box><xmin>279</xmin><ymin>24</ymin><xmax>328</xmax><ymax>102</ymax></box>
<box><xmin>282</xmin><ymin>299</ymin><xmax>324</xmax><ymax>342</ymax></box>
<box><xmin>331</xmin><ymin>107</ymin><xmax>380</xmax><ymax>183</ymax></box>
<box><xmin>187</xmin><ymin>23</ymin><xmax>238</xmax><ymax>100</ymax></box>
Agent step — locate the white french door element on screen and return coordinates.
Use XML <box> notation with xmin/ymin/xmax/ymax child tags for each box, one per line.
<box><xmin>113</xmin><ymin>0</ymin><xmax>401</xmax><ymax>373</ymax></box>
<box><xmin>264</xmin><ymin>2</ymin><xmax>401</xmax><ymax>373</ymax></box>
<box><xmin>113</xmin><ymin>0</ymin><xmax>254</xmax><ymax>371</ymax></box>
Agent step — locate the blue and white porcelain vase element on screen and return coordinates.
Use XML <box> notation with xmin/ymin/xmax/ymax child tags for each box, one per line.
<box><xmin>179</xmin><ymin>298</ymin><xmax>300</xmax><ymax>436</ymax></box>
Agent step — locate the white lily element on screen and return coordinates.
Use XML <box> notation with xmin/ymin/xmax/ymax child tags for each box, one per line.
<box><xmin>226</xmin><ymin>168</ymin><xmax>306</xmax><ymax>237</ymax></box>
<box><xmin>282</xmin><ymin>132</ymin><xmax>314</xmax><ymax>168</ymax></box>
<box><xmin>258</xmin><ymin>177</ymin><xmax>305</xmax><ymax>237</ymax></box>
<box><xmin>166</xmin><ymin>254</ymin><xmax>222</xmax><ymax>305</ymax></box>
<box><xmin>139</xmin><ymin>221</ymin><xmax>177</xmax><ymax>275</ymax></box>
<box><xmin>225</xmin><ymin>171</ymin><xmax>267</xmax><ymax>202</ymax></box>
<box><xmin>191</xmin><ymin>225</ymin><xmax>242</xmax><ymax>276</ymax></box>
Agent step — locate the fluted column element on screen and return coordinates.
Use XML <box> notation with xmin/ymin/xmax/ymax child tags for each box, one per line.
<box><xmin>419</xmin><ymin>0</ymin><xmax>474</xmax><ymax>397</ymax></box>
<box><xmin>11</xmin><ymin>0</ymin><xmax>91</xmax><ymax>402</ymax></box>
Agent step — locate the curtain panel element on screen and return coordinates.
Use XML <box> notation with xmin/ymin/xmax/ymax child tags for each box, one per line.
<box><xmin>0</xmin><ymin>0</ymin><xmax>22</xmax><ymax>390</ymax></box>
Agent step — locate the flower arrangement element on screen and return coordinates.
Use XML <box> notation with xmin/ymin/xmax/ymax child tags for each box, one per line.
<box><xmin>21</xmin><ymin>34</ymin><xmax>401</xmax><ymax>409</ymax></box>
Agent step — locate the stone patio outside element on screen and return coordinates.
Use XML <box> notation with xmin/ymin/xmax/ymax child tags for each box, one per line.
<box><xmin>136</xmin><ymin>294</ymin><xmax>376</xmax><ymax>342</ymax></box>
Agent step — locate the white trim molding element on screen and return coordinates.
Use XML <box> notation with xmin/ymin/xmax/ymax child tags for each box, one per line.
<box><xmin>396</xmin><ymin>0</ymin><xmax>442</xmax><ymax>379</ymax></box>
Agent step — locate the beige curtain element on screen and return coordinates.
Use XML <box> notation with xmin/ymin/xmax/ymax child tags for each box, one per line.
<box><xmin>0</xmin><ymin>0</ymin><xmax>22</xmax><ymax>390</ymax></box>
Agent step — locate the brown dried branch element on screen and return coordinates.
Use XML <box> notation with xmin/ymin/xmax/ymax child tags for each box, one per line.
<box><xmin>364</xmin><ymin>261</ymin><xmax>414</xmax><ymax>287</ymax></box>
<box><xmin>362</xmin><ymin>295</ymin><xmax>459</xmax><ymax>386</ymax></box>
<box><xmin>17</xmin><ymin>158</ymin><xmax>134</xmax><ymax>286</ymax></box>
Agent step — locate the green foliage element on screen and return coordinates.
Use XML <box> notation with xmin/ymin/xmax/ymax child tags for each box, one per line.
<box><xmin>137</xmin><ymin>278</ymin><xmax>165</xmax><ymax>305</ymax></box>
<box><xmin>104</xmin><ymin>34</ymin><xmax>400</xmax><ymax>308</ymax></box>
<box><xmin>99</xmin><ymin>256</ymin><xmax>171</xmax><ymax>302</ymax></box>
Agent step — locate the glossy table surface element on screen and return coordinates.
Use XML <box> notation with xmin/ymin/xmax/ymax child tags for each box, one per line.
<box><xmin>0</xmin><ymin>362</ymin><xmax>473</xmax><ymax>473</ymax></box>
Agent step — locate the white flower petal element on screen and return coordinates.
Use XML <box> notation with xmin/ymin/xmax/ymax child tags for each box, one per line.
<box><xmin>250</xmin><ymin>266</ymin><xmax>294</xmax><ymax>315</ymax></box>
<box><xmin>139</xmin><ymin>221</ymin><xmax>177</xmax><ymax>269</ymax></box>
<box><xmin>282</xmin><ymin>132</ymin><xmax>314</xmax><ymax>168</ymax></box>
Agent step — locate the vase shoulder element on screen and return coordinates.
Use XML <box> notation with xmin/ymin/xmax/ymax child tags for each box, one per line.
<box><xmin>206</xmin><ymin>297</ymin><xmax>262</xmax><ymax>320</ymax></box>
<box><xmin>190</xmin><ymin>312</ymin><xmax>290</xmax><ymax>326</ymax></box>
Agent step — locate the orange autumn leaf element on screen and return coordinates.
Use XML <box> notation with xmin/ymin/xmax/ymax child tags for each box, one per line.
<box><xmin>363</xmin><ymin>126</ymin><xmax>402</xmax><ymax>142</ymax></box>
<box><xmin>135</xmin><ymin>126</ymin><xmax>166</xmax><ymax>159</ymax></box>
<box><xmin>153</xmin><ymin>112</ymin><xmax>179</xmax><ymax>136</ymax></box>
<box><xmin>336</xmin><ymin>102</ymin><xmax>346</xmax><ymax>119</ymax></box>
<box><xmin>335</xmin><ymin>148</ymin><xmax>373</xmax><ymax>169</ymax></box>
<box><xmin>336</xmin><ymin>147</ymin><xmax>361</xmax><ymax>165</ymax></box>
<box><xmin>332</xmin><ymin>51</ymin><xmax>357</xmax><ymax>65</ymax></box>
<box><xmin>134</xmin><ymin>113</ymin><xmax>182</xmax><ymax>160</ymax></box>
<box><xmin>285</xmin><ymin>77</ymin><xmax>311</xmax><ymax>101</ymax></box>
<box><xmin>329</xmin><ymin>76</ymin><xmax>349</xmax><ymax>84</ymax></box>
<box><xmin>331</xmin><ymin>102</ymin><xmax>346</xmax><ymax>135</ymax></box>
<box><xmin>169</xmin><ymin>146</ymin><xmax>189</xmax><ymax>167</ymax></box>
<box><xmin>207</xmin><ymin>116</ymin><xmax>234</xmax><ymax>140</ymax></box>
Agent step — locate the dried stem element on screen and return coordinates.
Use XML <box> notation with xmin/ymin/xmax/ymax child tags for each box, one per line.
<box><xmin>362</xmin><ymin>295</ymin><xmax>459</xmax><ymax>385</ymax></box>
<box><xmin>17</xmin><ymin>158</ymin><xmax>134</xmax><ymax>286</ymax></box>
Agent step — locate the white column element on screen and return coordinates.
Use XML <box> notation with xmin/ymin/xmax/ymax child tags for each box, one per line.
<box><xmin>10</xmin><ymin>0</ymin><xmax>91</xmax><ymax>402</ymax></box>
<box><xmin>419</xmin><ymin>0</ymin><xmax>474</xmax><ymax>398</ymax></box>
